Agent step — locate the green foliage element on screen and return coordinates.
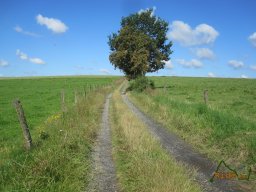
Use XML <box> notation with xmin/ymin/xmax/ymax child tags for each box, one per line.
<box><xmin>108</xmin><ymin>9</ymin><xmax>173</xmax><ymax>79</ymax></box>
<box><xmin>127</xmin><ymin>76</ymin><xmax>155</xmax><ymax>92</ymax></box>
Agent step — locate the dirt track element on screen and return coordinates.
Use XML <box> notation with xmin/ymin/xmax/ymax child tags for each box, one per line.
<box><xmin>86</xmin><ymin>89</ymin><xmax>247</xmax><ymax>192</ymax></box>
<box><xmin>122</xmin><ymin>93</ymin><xmax>243</xmax><ymax>192</ymax></box>
<box><xmin>87</xmin><ymin>94</ymin><xmax>118</xmax><ymax>192</ymax></box>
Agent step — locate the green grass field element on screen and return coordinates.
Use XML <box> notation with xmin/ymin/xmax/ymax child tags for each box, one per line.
<box><xmin>129</xmin><ymin>77</ymin><xmax>256</xmax><ymax>169</ymax></box>
<box><xmin>0</xmin><ymin>76</ymin><xmax>119</xmax><ymax>191</ymax></box>
<box><xmin>1</xmin><ymin>75</ymin><xmax>256</xmax><ymax>191</ymax></box>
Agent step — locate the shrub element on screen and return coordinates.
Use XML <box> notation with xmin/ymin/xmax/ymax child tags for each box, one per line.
<box><xmin>127</xmin><ymin>76</ymin><xmax>155</xmax><ymax>92</ymax></box>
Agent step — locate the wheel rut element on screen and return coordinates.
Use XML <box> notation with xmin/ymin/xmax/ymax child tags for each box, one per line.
<box><xmin>122</xmin><ymin>93</ymin><xmax>244</xmax><ymax>192</ymax></box>
<box><xmin>87</xmin><ymin>94</ymin><xmax>118</xmax><ymax>192</ymax></box>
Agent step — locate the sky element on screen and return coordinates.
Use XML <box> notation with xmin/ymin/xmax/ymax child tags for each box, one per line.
<box><xmin>0</xmin><ymin>0</ymin><xmax>256</xmax><ymax>78</ymax></box>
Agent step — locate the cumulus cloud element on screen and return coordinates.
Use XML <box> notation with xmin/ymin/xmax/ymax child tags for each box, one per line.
<box><xmin>248</xmin><ymin>32</ymin><xmax>256</xmax><ymax>47</ymax></box>
<box><xmin>241</xmin><ymin>74</ymin><xmax>248</xmax><ymax>78</ymax></box>
<box><xmin>0</xmin><ymin>59</ymin><xmax>9</xmax><ymax>67</ymax></box>
<box><xmin>99</xmin><ymin>68</ymin><xmax>110</xmax><ymax>74</ymax></box>
<box><xmin>250</xmin><ymin>65</ymin><xmax>256</xmax><ymax>71</ymax></box>
<box><xmin>36</xmin><ymin>14</ymin><xmax>68</xmax><ymax>33</ymax></box>
<box><xmin>16</xmin><ymin>49</ymin><xmax>28</xmax><ymax>60</ymax></box>
<box><xmin>176</xmin><ymin>59</ymin><xmax>203</xmax><ymax>68</ymax></box>
<box><xmin>163</xmin><ymin>60</ymin><xmax>173</xmax><ymax>69</ymax></box>
<box><xmin>16</xmin><ymin>49</ymin><xmax>45</xmax><ymax>64</ymax></box>
<box><xmin>195</xmin><ymin>48</ymin><xmax>215</xmax><ymax>60</ymax></box>
<box><xmin>168</xmin><ymin>21</ymin><xmax>219</xmax><ymax>46</ymax></box>
<box><xmin>29</xmin><ymin>58</ymin><xmax>45</xmax><ymax>64</ymax></box>
<box><xmin>208</xmin><ymin>72</ymin><xmax>216</xmax><ymax>77</ymax></box>
<box><xmin>14</xmin><ymin>26</ymin><xmax>40</xmax><ymax>37</ymax></box>
<box><xmin>228</xmin><ymin>60</ymin><xmax>244</xmax><ymax>69</ymax></box>
<box><xmin>138</xmin><ymin>6</ymin><xmax>156</xmax><ymax>17</ymax></box>
<box><xmin>14</xmin><ymin>26</ymin><xmax>22</xmax><ymax>32</ymax></box>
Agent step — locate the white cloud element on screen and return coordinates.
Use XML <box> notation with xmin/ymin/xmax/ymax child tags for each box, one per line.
<box><xmin>168</xmin><ymin>21</ymin><xmax>219</xmax><ymax>46</ymax></box>
<box><xmin>36</xmin><ymin>14</ymin><xmax>68</xmax><ymax>33</ymax></box>
<box><xmin>208</xmin><ymin>72</ymin><xmax>216</xmax><ymax>77</ymax></box>
<box><xmin>248</xmin><ymin>32</ymin><xmax>256</xmax><ymax>47</ymax></box>
<box><xmin>14</xmin><ymin>26</ymin><xmax>22</xmax><ymax>32</ymax></box>
<box><xmin>16</xmin><ymin>49</ymin><xmax>28</xmax><ymax>60</ymax></box>
<box><xmin>99</xmin><ymin>68</ymin><xmax>110</xmax><ymax>74</ymax></box>
<box><xmin>138</xmin><ymin>6</ymin><xmax>156</xmax><ymax>17</ymax></box>
<box><xmin>228</xmin><ymin>60</ymin><xmax>244</xmax><ymax>69</ymax></box>
<box><xmin>195</xmin><ymin>48</ymin><xmax>215</xmax><ymax>60</ymax></box>
<box><xmin>250</xmin><ymin>65</ymin><xmax>256</xmax><ymax>71</ymax></box>
<box><xmin>14</xmin><ymin>26</ymin><xmax>40</xmax><ymax>37</ymax></box>
<box><xmin>29</xmin><ymin>58</ymin><xmax>45</xmax><ymax>64</ymax></box>
<box><xmin>176</xmin><ymin>59</ymin><xmax>203</xmax><ymax>68</ymax></box>
<box><xmin>241</xmin><ymin>74</ymin><xmax>248</xmax><ymax>78</ymax></box>
<box><xmin>163</xmin><ymin>60</ymin><xmax>173</xmax><ymax>69</ymax></box>
<box><xmin>138</xmin><ymin>9</ymin><xmax>145</xmax><ymax>14</ymax></box>
<box><xmin>0</xmin><ymin>59</ymin><xmax>9</xmax><ymax>67</ymax></box>
<box><xmin>16</xmin><ymin>49</ymin><xmax>45</xmax><ymax>64</ymax></box>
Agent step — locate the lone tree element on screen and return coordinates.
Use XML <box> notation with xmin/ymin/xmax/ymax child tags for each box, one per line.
<box><xmin>108</xmin><ymin>8</ymin><xmax>173</xmax><ymax>80</ymax></box>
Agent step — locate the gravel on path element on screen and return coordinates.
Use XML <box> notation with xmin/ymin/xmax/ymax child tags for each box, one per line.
<box><xmin>87</xmin><ymin>94</ymin><xmax>118</xmax><ymax>192</ymax></box>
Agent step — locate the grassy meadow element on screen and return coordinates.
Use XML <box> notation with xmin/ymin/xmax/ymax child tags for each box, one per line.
<box><xmin>129</xmin><ymin>77</ymin><xmax>256</xmax><ymax>174</ymax></box>
<box><xmin>0</xmin><ymin>76</ymin><xmax>120</xmax><ymax>191</ymax></box>
<box><xmin>1</xmin><ymin>75</ymin><xmax>255</xmax><ymax>191</ymax></box>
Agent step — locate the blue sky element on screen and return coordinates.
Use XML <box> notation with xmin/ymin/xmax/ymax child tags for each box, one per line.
<box><xmin>0</xmin><ymin>0</ymin><xmax>256</xmax><ymax>78</ymax></box>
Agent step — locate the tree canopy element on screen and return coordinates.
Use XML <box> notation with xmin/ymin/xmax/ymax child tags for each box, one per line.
<box><xmin>108</xmin><ymin>8</ymin><xmax>173</xmax><ymax>79</ymax></box>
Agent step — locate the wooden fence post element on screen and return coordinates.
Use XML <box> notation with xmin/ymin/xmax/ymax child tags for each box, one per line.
<box><xmin>13</xmin><ymin>99</ymin><xmax>32</xmax><ymax>150</ymax></box>
<box><xmin>204</xmin><ymin>90</ymin><xmax>208</xmax><ymax>104</ymax></box>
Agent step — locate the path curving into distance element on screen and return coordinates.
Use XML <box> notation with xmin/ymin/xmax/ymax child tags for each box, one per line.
<box><xmin>87</xmin><ymin>94</ymin><xmax>118</xmax><ymax>192</ymax></box>
<box><xmin>122</xmin><ymin>93</ymin><xmax>244</xmax><ymax>192</ymax></box>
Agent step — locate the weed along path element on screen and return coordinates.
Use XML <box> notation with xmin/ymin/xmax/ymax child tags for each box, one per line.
<box><xmin>122</xmin><ymin>93</ymin><xmax>242</xmax><ymax>192</ymax></box>
<box><xmin>87</xmin><ymin>94</ymin><xmax>118</xmax><ymax>192</ymax></box>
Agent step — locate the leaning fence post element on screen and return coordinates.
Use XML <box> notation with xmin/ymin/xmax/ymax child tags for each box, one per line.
<box><xmin>204</xmin><ymin>90</ymin><xmax>208</xmax><ymax>104</ymax></box>
<box><xmin>13</xmin><ymin>99</ymin><xmax>32</xmax><ymax>150</ymax></box>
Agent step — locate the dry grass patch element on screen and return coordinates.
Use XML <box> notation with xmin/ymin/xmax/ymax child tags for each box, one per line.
<box><xmin>110</xmin><ymin>87</ymin><xmax>201</xmax><ymax>192</ymax></box>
